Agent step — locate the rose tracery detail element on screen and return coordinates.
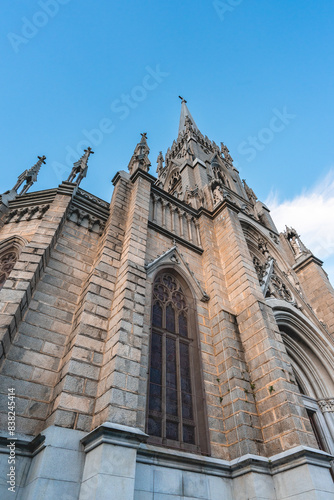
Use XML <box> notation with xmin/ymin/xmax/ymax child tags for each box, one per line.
<box><xmin>0</xmin><ymin>251</ymin><xmax>18</xmax><ymax>290</ymax></box>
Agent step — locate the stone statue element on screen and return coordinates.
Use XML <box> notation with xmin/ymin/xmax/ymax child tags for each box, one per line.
<box><xmin>213</xmin><ymin>185</ymin><xmax>224</xmax><ymax>204</ymax></box>
<box><xmin>156</xmin><ymin>151</ymin><xmax>164</xmax><ymax>175</ymax></box>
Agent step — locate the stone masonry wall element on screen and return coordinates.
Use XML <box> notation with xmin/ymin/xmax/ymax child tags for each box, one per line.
<box><xmin>295</xmin><ymin>259</ymin><xmax>334</xmax><ymax>337</ymax></box>
<box><xmin>213</xmin><ymin>202</ymin><xmax>317</xmax><ymax>456</ymax></box>
<box><xmin>0</xmin><ymin>215</ymin><xmax>100</xmax><ymax>435</ymax></box>
<box><xmin>0</xmin><ymin>190</ymin><xmax>74</xmax><ymax>434</ymax></box>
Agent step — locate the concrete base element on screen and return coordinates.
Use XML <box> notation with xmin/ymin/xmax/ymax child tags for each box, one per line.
<box><xmin>0</xmin><ymin>424</ymin><xmax>333</xmax><ymax>499</ymax></box>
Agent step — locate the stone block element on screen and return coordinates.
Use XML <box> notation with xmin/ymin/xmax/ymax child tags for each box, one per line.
<box><xmin>134</xmin><ymin>463</ymin><xmax>154</xmax><ymax>492</ymax></box>
<box><xmin>24</xmin><ymin>478</ymin><xmax>81</xmax><ymax>500</ymax></box>
<box><xmin>26</xmin><ymin>446</ymin><xmax>84</xmax><ymax>484</ymax></box>
<box><xmin>89</xmin><ymin>445</ymin><xmax>136</xmax><ymax>482</ymax></box>
<box><xmin>154</xmin><ymin>467</ymin><xmax>182</xmax><ymax>495</ymax></box>
<box><xmin>134</xmin><ymin>491</ymin><xmax>154</xmax><ymax>500</ymax></box>
<box><xmin>80</xmin><ymin>474</ymin><xmax>135</xmax><ymax>500</ymax></box>
<box><xmin>207</xmin><ymin>475</ymin><xmax>233</xmax><ymax>500</ymax></box>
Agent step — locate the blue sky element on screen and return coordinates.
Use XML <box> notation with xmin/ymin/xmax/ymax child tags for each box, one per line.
<box><xmin>1</xmin><ymin>0</ymin><xmax>334</xmax><ymax>281</ymax></box>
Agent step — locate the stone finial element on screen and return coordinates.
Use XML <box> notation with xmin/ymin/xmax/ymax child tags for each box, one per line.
<box><xmin>12</xmin><ymin>155</ymin><xmax>47</xmax><ymax>196</ymax></box>
<box><xmin>128</xmin><ymin>133</ymin><xmax>151</xmax><ymax>175</ymax></box>
<box><xmin>67</xmin><ymin>147</ymin><xmax>94</xmax><ymax>186</ymax></box>
<box><xmin>242</xmin><ymin>179</ymin><xmax>258</xmax><ymax>205</ymax></box>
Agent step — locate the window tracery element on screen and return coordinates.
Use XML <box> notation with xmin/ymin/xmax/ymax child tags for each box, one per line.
<box><xmin>0</xmin><ymin>250</ymin><xmax>17</xmax><ymax>290</ymax></box>
<box><xmin>147</xmin><ymin>272</ymin><xmax>201</xmax><ymax>450</ymax></box>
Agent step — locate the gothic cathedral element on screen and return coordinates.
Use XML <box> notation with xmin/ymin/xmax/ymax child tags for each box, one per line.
<box><xmin>0</xmin><ymin>101</ymin><xmax>334</xmax><ymax>499</ymax></box>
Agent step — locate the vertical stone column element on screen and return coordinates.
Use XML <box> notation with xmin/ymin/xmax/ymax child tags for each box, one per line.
<box><xmin>93</xmin><ymin>170</ymin><xmax>152</xmax><ymax>431</ymax></box>
<box><xmin>214</xmin><ymin>202</ymin><xmax>316</xmax><ymax>456</ymax></box>
<box><xmin>79</xmin><ymin>423</ymin><xmax>148</xmax><ymax>500</ymax></box>
<box><xmin>198</xmin><ymin>212</ymin><xmax>262</xmax><ymax>459</ymax></box>
<box><xmin>48</xmin><ymin>173</ymin><xmax>131</xmax><ymax>432</ymax></box>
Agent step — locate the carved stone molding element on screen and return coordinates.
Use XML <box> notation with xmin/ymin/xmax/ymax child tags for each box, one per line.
<box><xmin>67</xmin><ymin>207</ymin><xmax>105</xmax><ymax>235</ymax></box>
<box><xmin>145</xmin><ymin>245</ymin><xmax>209</xmax><ymax>302</ymax></box>
<box><xmin>318</xmin><ymin>399</ymin><xmax>334</xmax><ymax>413</ymax></box>
<box><xmin>4</xmin><ymin>204</ymin><xmax>50</xmax><ymax>224</ymax></box>
<box><xmin>77</xmin><ymin>189</ymin><xmax>109</xmax><ymax>209</ymax></box>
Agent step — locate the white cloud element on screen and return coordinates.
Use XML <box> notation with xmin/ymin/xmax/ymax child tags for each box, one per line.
<box><xmin>266</xmin><ymin>168</ymin><xmax>334</xmax><ymax>285</ymax></box>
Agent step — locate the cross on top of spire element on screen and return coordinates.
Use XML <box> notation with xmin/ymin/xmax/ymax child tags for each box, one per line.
<box><xmin>178</xmin><ymin>97</ymin><xmax>198</xmax><ymax>135</ymax></box>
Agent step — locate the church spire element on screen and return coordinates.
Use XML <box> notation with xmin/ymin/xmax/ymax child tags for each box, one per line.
<box><xmin>178</xmin><ymin>97</ymin><xmax>199</xmax><ymax>135</ymax></box>
<box><xmin>67</xmin><ymin>147</ymin><xmax>94</xmax><ymax>186</ymax></box>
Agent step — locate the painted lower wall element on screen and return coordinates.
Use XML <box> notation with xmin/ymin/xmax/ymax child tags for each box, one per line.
<box><xmin>0</xmin><ymin>424</ymin><xmax>333</xmax><ymax>500</ymax></box>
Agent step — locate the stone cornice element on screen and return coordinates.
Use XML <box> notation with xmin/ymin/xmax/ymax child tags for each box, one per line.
<box><xmin>56</xmin><ymin>181</ymin><xmax>77</xmax><ymax>197</ymax></box>
<box><xmin>7</xmin><ymin>189</ymin><xmax>58</xmax><ymax>209</ymax></box>
<box><xmin>148</xmin><ymin>221</ymin><xmax>203</xmax><ymax>255</ymax></box>
<box><xmin>130</xmin><ymin>168</ymin><xmax>157</xmax><ymax>185</ymax></box>
<box><xmin>77</xmin><ymin>188</ymin><xmax>109</xmax><ymax>209</ymax></box>
<box><xmin>81</xmin><ymin>423</ymin><xmax>148</xmax><ymax>453</ymax></box>
<box><xmin>0</xmin><ymin>434</ymin><xmax>45</xmax><ymax>458</ymax></box>
<box><xmin>137</xmin><ymin>443</ymin><xmax>333</xmax><ymax>478</ymax></box>
<box><xmin>71</xmin><ymin>189</ymin><xmax>110</xmax><ymax>222</ymax></box>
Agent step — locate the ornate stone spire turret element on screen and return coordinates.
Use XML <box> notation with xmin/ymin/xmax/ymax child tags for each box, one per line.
<box><xmin>1</xmin><ymin>155</ymin><xmax>46</xmax><ymax>207</ymax></box>
<box><xmin>67</xmin><ymin>147</ymin><xmax>94</xmax><ymax>186</ymax></box>
<box><xmin>128</xmin><ymin>133</ymin><xmax>151</xmax><ymax>176</ymax></box>
<box><xmin>13</xmin><ymin>155</ymin><xmax>46</xmax><ymax>196</ymax></box>
<box><xmin>15</xmin><ymin>155</ymin><xmax>46</xmax><ymax>196</ymax></box>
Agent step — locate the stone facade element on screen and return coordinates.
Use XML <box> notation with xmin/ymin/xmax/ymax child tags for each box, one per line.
<box><xmin>0</xmin><ymin>103</ymin><xmax>334</xmax><ymax>499</ymax></box>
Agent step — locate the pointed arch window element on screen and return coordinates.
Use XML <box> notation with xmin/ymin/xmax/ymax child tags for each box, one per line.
<box><xmin>0</xmin><ymin>250</ymin><xmax>18</xmax><ymax>290</ymax></box>
<box><xmin>0</xmin><ymin>236</ymin><xmax>26</xmax><ymax>291</ymax></box>
<box><xmin>147</xmin><ymin>272</ymin><xmax>208</xmax><ymax>454</ymax></box>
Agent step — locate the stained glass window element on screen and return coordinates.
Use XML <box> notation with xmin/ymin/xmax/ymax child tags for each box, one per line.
<box><xmin>152</xmin><ymin>302</ymin><xmax>162</xmax><ymax>328</ymax></box>
<box><xmin>166</xmin><ymin>304</ymin><xmax>175</xmax><ymax>332</ymax></box>
<box><xmin>147</xmin><ymin>272</ymin><xmax>198</xmax><ymax>449</ymax></box>
<box><xmin>179</xmin><ymin>313</ymin><xmax>188</xmax><ymax>337</ymax></box>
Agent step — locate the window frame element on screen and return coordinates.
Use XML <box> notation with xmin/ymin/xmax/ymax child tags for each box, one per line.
<box><xmin>146</xmin><ymin>269</ymin><xmax>209</xmax><ymax>455</ymax></box>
